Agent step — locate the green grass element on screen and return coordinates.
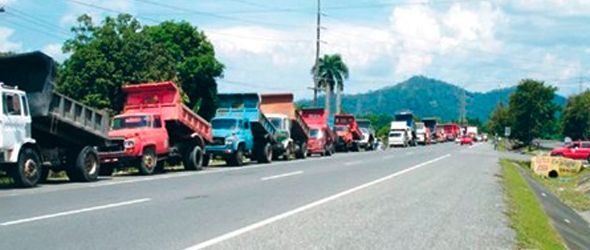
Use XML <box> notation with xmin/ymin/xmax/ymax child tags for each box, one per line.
<box><xmin>500</xmin><ymin>159</ymin><xmax>566</xmax><ymax>250</ymax></box>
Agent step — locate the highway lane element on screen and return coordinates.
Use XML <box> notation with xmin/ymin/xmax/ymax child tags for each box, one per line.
<box><xmin>0</xmin><ymin>142</ymin><xmax>508</xmax><ymax>249</ymax></box>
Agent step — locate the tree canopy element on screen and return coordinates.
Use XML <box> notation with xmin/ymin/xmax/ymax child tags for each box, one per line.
<box><xmin>507</xmin><ymin>79</ymin><xmax>558</xmax><ymax>144</ymax></box>
<box><xmin>561</xmin><ymin>90</ymin><xmax>590</xmax><ymax>140</ymax></box>
<box><xmin>486</xmin><ymin>102</ymin><xmax>510</xmax><ymax>136</ymax></box>
<box><xmin>57</xmin><ymin>14</ymin><xmax>224</xmax><ymax>120</ymax></box>
<box><xmin>311</xmin><ymin>54</ymin><xmax>349</xmax><ymax>115</ymax></box>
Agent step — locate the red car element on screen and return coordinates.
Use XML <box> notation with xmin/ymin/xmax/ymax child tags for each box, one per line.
<box><xmin>551</xmin><ymin>141</ymin><xmax>590</xmax><ymax>162</ymax></box>
<box><xmin>459</xmin><ymin>136</ymin><xmax>473</xmax><ymax>145</ymax></box>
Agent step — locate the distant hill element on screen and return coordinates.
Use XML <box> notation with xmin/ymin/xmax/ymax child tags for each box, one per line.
<box><xmin>298</xmin><ymin>76</ymin><xmax>566</xmax><ymax>122</ymax></box>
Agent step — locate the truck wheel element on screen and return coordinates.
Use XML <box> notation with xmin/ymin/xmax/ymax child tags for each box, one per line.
<box><xmin>138</xmin><ymin>147</ymin><xmax>158</xmax><ymax>175</ymax></box>
<box><xmin>184</xmin><ymin>145</ymin><xmax>204</xmax><ymax>170</ymax></box>
<box><xmin>295</xmin><ymin>143</ymin><xmax>307</xmax><ymax>159</ymax></box>
<box><xmin>10</xmin><ymin>148</ymin><xmax>42</xmax><ymax>188</ymax></box>
<box><xmin>257</xmin><ymin>143</ymin><xmax>272</xmax><ymax>164</ymax></box>
<box><xmin>66</xmin><ymin>146</ymin><xmax>100</xmax><ymax>182</ymax></box>
<box><xmin>226</xmin><ymin>145</ymin><xmax>244</xmax><ymax>166</ymax></box>
<box><xmin>283</xmin><ymin>145</ymin><xmax>292</xmax><ymax>161</ymax></box>
<box><xmin>202</xmin><ymin>154</ymin><xmax>210</xmax><ymax>167</ymax></box>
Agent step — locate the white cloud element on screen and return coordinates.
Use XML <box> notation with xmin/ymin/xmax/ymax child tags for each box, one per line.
<box><xmin>388</xmin><ymin>2</ymin><xmax>506</xmax><ymax>77</ymax></box>
<box><xmin>0</xmin><ymin>0</ymin><xmax>15</xmax><ymax>6</ymax></box>
<box><xmin>511</xmin><ymin>0</ymin><xmax>590</xmax><ymax>15</ymax></box>
<box><xmin>42</xmin><ymin>43</ymin><xmax>68</xmax><ymax>62</ymax></box>
<box><xmin>0</xmin><ymin>26</ymin><xmax>22</xmax><ymax>52</ymax></box>
<box><xmin>60</xmin><ymin>0</ymin><xmax>135</xmax><ymax>27</ymax></box>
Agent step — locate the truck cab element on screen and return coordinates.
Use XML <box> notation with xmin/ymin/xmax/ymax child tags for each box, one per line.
<box><xmin>108</xmin><ymin>113</ymin><xmax>169</xmax><ymax>164</ymax></box>
<box><xmin>207</xmin><ymin>117</ymin><xmax>255</xmax><ymax>165</ymax></box>
<box><xmin>0</xmin><ymin>83</ymin><xmax>40</xmax><ymax>186</ymax></box>
<box><xmin>415</xmin><ymin>122</ymin><xmax>428</xmax><ymax>145</ymax></box>
<box><xmin>389</xmin><ymin>121</ymin><xmax>410</xmax><ymax>148</ymax></box>
<box><xmin>267</xmin><ymin>114</ymin><xmax>293</xmax><ymax>159</ymax></box>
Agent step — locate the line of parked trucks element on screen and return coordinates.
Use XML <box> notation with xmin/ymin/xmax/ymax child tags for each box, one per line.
<box><xmin>0</xmin><ymin>52</ymin><xmax>380</xmax><ymax>188</ymax></box>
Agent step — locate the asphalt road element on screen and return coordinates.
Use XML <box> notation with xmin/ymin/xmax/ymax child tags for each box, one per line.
<box><xmin>0</xmin><ymin>142</ymin><xmax>514</xmax><ymax>250</ymax></box>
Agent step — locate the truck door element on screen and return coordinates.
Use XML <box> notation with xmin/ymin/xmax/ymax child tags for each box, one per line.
<box><xmin>242</xmin><ymin>120</ymin><xmax>254</xmax><ymax>150</ymax></box>
<box><xmin>152</xmin><ymin>115</ymin><xmax>168</xmax><ymax>155</ymax></box>
<box><xmin>1</xmin><ymin>92</ymin><xmax>28</xmax><ymax>150</ymax></box>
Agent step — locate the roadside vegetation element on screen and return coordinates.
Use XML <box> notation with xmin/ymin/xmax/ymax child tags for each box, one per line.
<box><xmin>511</xmin><ymin>160</ymin><xmax>590</xmax><ymax>211</ymax></box>
<box><xmin>500</xmin><ymin>159</ymin><xmax>565</xmax><ymax>250</ymax></box>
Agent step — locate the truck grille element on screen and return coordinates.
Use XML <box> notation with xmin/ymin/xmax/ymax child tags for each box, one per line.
<box><xmin>211</xmin><ymin>137</ymin><xmax>225</xmax><ymax>146</ymax></box>
<box><xmin>99</xmin><ymin>138</ymin><xmax>125</xmax><ymax>153</ymax></box>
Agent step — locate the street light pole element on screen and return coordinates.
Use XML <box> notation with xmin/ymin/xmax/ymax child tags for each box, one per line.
<box><xmin>312</xmin><ymin>0</ymin><xmax>321</xmax><ymax>107</ymax></box>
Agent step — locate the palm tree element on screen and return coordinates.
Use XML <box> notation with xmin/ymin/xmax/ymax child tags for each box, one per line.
<box><xmin>311</xmin><ymin>54</ymin><xmax>349</xmax><ymax>116</ymax></box>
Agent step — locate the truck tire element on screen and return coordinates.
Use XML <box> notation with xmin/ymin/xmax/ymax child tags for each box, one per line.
<box><xmin>226</xmin><ymin>145</ymin><xmax>244</xmax><ymax>166</ymax></box>
<box><xmin>66</xmin><ymin>146</ymin><xmax>100</xmax><ymax>182</ymax></box>
<box><xmin>10</xmin><ymin>148</ymin><xmax>42</xmax><ymax>188</ymax></box>
<box><xmin>256</xmin><ymin>142</ymin><xmax>272</xmax><ymax>164</ymax></box>
<box><xmin>295</xmin><ymin>142</ymin><xmax>307</xmax><ymax>159</ymax></box>
<box><xmin>138</xmin><ymin>147</ymin><xmax>158</xmax><ymax>175</ymax></box>
<box><xmin>202</xmin><ymin>153</ymin><xmax>210</xmax><ymax>167</ymax></box>
<box><xmin>282</xmin><ymin>144</ymin><xmax>292</xmax><ymax>161</ymax></box>
<box><xmin>184</xmin><ymin>145</ymin><xmax>204</xmax><ymax>170</ymax></box>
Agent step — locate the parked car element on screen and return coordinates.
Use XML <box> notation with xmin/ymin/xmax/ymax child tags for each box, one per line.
<box><xmin>459</xmin><ymin>136</ymin><xmax>473</xmax><ymax>145</ymax></box>
<box><xmin>550</xmin><ymin>141</ymin><xmax>590</xmax><ymax>162</ymax></box>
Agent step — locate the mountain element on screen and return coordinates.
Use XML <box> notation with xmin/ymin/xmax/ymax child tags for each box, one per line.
<box><xmin>298</xmin><ymin>76</ymin><xmax>566</xmax><ymax>122</ymax></box>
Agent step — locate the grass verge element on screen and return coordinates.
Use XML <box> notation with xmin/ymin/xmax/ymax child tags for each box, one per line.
<box><xmin>500</xmin><ymin>159</ymin><xmax>565</xmax><ymax>250</ymax></box>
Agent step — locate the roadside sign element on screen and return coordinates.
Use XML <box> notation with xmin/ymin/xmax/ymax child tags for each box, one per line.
<box><xmin>504</xmin><ymin>127</ymin><xmax>511</xmax><ymax>137</ymax></box>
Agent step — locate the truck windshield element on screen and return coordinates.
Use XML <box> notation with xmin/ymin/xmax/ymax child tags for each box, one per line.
<box><xmin>212</xmin><ymin>119</ymin><xmax>238</xmax><ymax>130</ymax></box>
<box><xmin>310</xmin><ymin>129</ymin><xmax>323</xmax><ymax>138</ymax></box>
<box><xmin>112</xmin><ymin>115</ymin><xmax>150</xmax><ymax>130</ymax></box>
<box><xmin>269</xmin><ymin>117</ymin><xmax>283</xmax><ymax>129</ymax></box>
<box><xmin>334</xmin><ymin>126</ymin><xmax>348</xmax><ymax>132</ymax></box>
<box><xmin>389</xmin><ymin>132</ymin><xmax>402</xmax><ymax>137</ymax></box>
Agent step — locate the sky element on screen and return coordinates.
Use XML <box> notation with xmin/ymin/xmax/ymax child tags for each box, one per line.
<box><xmin>1</xmin><ymin>0</ymin><xmax>589</xmax><ymax>99</ymax></box>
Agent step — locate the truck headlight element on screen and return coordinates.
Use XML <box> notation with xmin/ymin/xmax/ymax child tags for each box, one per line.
<box><xmin>225</xmin><ymin>137</ymin><xmax>235</xmax><ymax>145</ymax></box>
<box><xmin>124</xmin><ymin>139</ymin><xmax>136</xmax><ymax>149</ymax></box>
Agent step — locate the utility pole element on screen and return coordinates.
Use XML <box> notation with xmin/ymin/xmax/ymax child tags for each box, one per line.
<box><xmin>312</xmin><ymin>0</ymin><xmax>321</xmax><ymax>107</ymax></box>
<box><xmin>459</xmin><ymin>88</ymin><xmax>466</xmax><ymax>126</ymax></box>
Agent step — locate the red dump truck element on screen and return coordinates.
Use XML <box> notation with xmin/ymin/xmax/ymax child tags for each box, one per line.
<box><xmin>300</xmin><ymin>108</ymin><xmax>336</xmax><ymax>156</ymax></box>
<box><xmin>334</xmin><ymin>113</ymin><xmax>363</xmax><ymax>152</ymax></box>
<box><xmin>260</xmin><ymin>93</ymin><xmax>309</xmax><ymax>160</ymax></box>
<box><xmin>99</xmin><ymin>82</ymin><xmax>212</xmax><ymax>175</ymax></box>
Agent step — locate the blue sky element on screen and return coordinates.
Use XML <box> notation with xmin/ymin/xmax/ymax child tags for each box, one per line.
<box><xmin>1</xmin><ymin>0</ymin><xmax>589</xmax><ymax>99</ymax></box>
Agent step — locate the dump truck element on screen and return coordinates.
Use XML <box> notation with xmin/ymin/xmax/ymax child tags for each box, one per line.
<box><xmin>99</xmin><ymin>82</ymin><xmax>212</xmax><ymax>175</ymax></box>
<box><xmin>356</xmin><ymin>119</ymin><xmax>376</xmax><ymax>150</ymax></box>
<box><xmin>389</xmin><ymin>121</ymin><xmax>411</xmax><ymax>147</ymax></box>
<box><xmin>0</xmin><ymin>51</ymin><xmax>110</xmax><ymax>187</ymax></box>
<box><xmin>205</xmin><ymin>93</ymin><xmax>278</xmax><ymax>166</ymax></box>
<box><xmin>443</xmin><ymin>123</ymin><xmax>461</xmax><ymax>141</ymax></box>
<box><xmin>394</xmin><ymin>111</ymin><xmax>417</xmax><ymax>146</ymax></box>
<box><xmin>260</xmin><ymin>93</ymin><xmax>309</xmax><ymax>160</ymax></box>
<box><xmin>300</xmin><ymin>108</ymin><xmax>336</xmax><ymax>156</ymax></box>
<box><xmin>422</xmin><ymin>117</ymin><xmax>439</xmax><ymax>143</ymax></box>
<box><xmin>334</xmin><ymin>113</ymin><xmax>363</xmax><ymax>152</ymax></box>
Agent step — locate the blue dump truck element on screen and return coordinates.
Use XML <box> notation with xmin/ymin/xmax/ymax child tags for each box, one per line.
<box><xmin>204</xmin><ymin>93</ymin><xmax>278</xmax><ymax>166</ymax></box>
<box><xmin>394</xmin><ymin>110</ymin><xmax>417</xmax><ymax>146</ymax></box>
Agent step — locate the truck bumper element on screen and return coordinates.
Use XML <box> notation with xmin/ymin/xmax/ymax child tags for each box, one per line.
<box><xmin>205</xmin><ymin>145</ymin><xmax>235</xmax><ymax>156</ymax></box>
<box><xmin>98</xmin><ymin>151</ymin><xmax>137</xmax><ymax>166</ymax></box>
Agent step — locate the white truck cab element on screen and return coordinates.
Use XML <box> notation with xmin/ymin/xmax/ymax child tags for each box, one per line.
<box><xmin>415</xmin><ymin>122</ymin><xmax>427</xmax><ymax>145</ymax></box>
<box><xmin>389</xmin><ymin>121</ymin><xmax>410</xmax><ymax>148</ymax></box>
<box><xmin>267</xmin><ymin>114</ymin><xmax>295</xmax><ymax>159</ymax></box>
<box><xmin>0</xmin><ymin>83</ymin><xmax>41</xmax><ymax>187</ymax></box>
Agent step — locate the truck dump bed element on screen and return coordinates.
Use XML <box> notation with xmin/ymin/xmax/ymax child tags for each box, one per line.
<box><xmin>121</xmin><ymin>82</ymin><xmax>212</xmax><ymax>143</ymax></box>
<box><xmin>216</xmin><ymin>93</ymin><xmax>277</xmax><ymax>140</ymax></box>
<box><xmin>0</xmin><ymin>51</ymin><xmax>109</xmax><ymax>147</ymax></box>
<box><xmin>334</xmin><ymin>114</ymin><xmax>363</xmax><ymax>140</ymax></box>
<box><xmin>260</xmin><ymin>93</ymin><xmax>309</xmax><ymax>141</ymax></box>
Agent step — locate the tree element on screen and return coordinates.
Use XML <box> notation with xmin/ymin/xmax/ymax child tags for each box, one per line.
<box><xmin>58</xmin><ymin>14</ymin><xmax>176</xmax><ymax>112</ymax></box>
<box><xmin>561</xmin><ymin>90</ymin><xmax>590</xmax><ymax>140</ymax></box>
<box><xmin>0</xmin><ymin>51</ymin><xmax>15</xmax><ymax>57</ymax></box>
<box><xmin>144</xmin><ymin>21</ymin><xmax>224</xmax><ymax>120</ymax></box>
<box><xmin>311</xmin><ymin>54</ymin><xmax>349</xmax><ymax>116</ymax></box>
<box><xmin>507</xmin><ymin>79</ymin><xmax>558</xmax><ymax>144</ymax></box>
<box><xmin>486</xmin><ymin>102</ymin><xmax>510</xmax><ymax>136</ymax></box>
<box><xmin>58</xmin><ymin>14</ymin><xmax>224</xmax><ymax>120</ymax></box>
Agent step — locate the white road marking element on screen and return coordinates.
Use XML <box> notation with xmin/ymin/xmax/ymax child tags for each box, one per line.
<box><xmin>184</xmin><ymin>154</ymin><xmax>451</xmax><ymax>250</ymax></box>
<box><xmin>564</xmin><ymin>219</ymin><xmax>571</xmax><ymax>224</ymax></box>
<box><xmin>260</xmin><ymin>171</ymin><xmax>303</xmax><ymax>181</ymax></box>
<box><xmin>344</xmin><ymin>160</ymin><xmax>364</xmax><ymax>166</ymax></box>
<box><xmin>1</xmin><ymin>198</ymin><xmax>151</xmax><ymax>226</ymax></box>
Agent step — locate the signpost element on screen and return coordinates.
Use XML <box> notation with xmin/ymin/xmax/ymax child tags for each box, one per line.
<box><xmin>504</xmin><ymin>127</ymin><xmax>511</xmax><ymax>137</ymax></box>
